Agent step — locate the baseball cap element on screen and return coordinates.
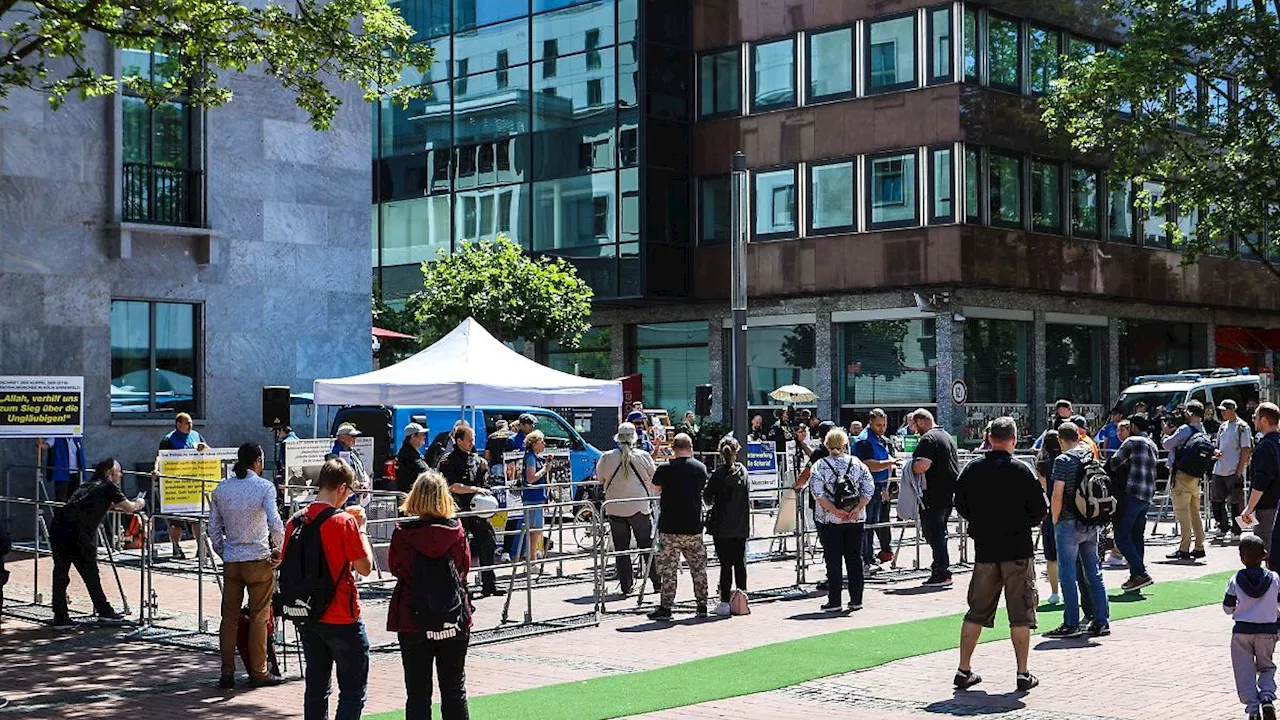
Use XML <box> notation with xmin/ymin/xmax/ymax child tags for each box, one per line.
<box><xmin>404</xmin><ymin>422</ymin><xmax>426</xmax><ymax>437</ymax></box>
<box><xmin>518</xmin><ymin>413</ymin><xmax>537</xmax><ymax>426</ymax></box>
<box><xmin>1218</xmin><ymin>398</ymin><xmax>1238</xmax><ymax>412</ymax></box>
<box><xmin>626</xmin><ymin>410</ymin><xmax>645</xmax><ymax>423</ymax></box>
<box><xmin>336</xmin><ymin>423</ymin><xmax>362</xmax><ymax>437</ymax></box>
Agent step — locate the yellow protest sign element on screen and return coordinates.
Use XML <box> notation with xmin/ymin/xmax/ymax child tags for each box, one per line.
<box><xmin>157</xmin><ymin>449</ymin><xmax>237</xmax><ymax>515</ymax></box>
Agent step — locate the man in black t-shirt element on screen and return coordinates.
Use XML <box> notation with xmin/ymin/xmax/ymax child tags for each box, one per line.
<box><xmin>910</xmin><ymin>408</ymin><xmax>960</xmax><ymax>587</ymax></box>
<box><xmin>647</xmin><ymin>434</ymin><xmax>710</xmax><ymax>622</ymax></box>
<box><xmin>442</xmin><ymin>425</ymin><xmax>502</xmax><ymax>597</ymax></box>
<box><xmin>50</xmin><ymin>458</ymin><xmax>145</xmax><ymax>627</ymax></box>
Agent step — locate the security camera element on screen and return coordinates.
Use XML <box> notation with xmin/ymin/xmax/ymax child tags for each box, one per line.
<box><xmin>953</xmin><ymin>312</ymin><xmax>966</xmax><ymax>322</ymax></box>
<box><xmin>913</xmin><ymin>292</ymin><xmax>931</xmax><ymax>312</ymax></box>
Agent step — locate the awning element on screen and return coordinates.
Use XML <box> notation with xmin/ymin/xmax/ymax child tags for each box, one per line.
<box><xmin>372</xmin><ymin>326</ymin><xmax>416</xmax><ymax>340</ymax></box>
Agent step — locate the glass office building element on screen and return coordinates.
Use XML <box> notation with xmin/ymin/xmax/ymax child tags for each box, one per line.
<box><xmin>373</xmin><ymin>0</ymin><xmax>692</xmax><ymax>302</ymax></box>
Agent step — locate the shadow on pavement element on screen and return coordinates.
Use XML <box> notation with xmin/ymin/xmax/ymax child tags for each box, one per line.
<box><xmin>924</xmin><ymin>689</ymin><xmax>1027</xmax><ymax>715</ymax></box>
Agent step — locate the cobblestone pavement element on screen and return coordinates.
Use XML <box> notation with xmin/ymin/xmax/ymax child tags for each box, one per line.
<box><xmin>0</xmin><ymin>527</ymin><xmax>1245</xmax><ymax>719</ymax></box>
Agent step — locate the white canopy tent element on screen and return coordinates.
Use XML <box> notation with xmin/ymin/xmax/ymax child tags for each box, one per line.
<box><xmin>312</xmin><ymin>317</ymin><xmax>623</xmax><ymax>410</ymax></box>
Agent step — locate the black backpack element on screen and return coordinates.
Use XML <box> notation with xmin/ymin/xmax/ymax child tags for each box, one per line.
<box><xmin>408</xmin><ymin>520</ymin><xmax>470</xmax><ymax>631</ymax></box>
<box><xmin>823</xmin><ymin>458</ymin><xmax>861</xmax><ymax>511</ymax></box>
<box><xmin>1072</xmin><ymin>454</ymin><xmax>1117</xmax><ymax>526</ymax></box>
<box><xmin>1173</xmin><ymin>430</ymin><xmax>1215</xmax><ymax>477</ymax></box>
<box><xmin>275</xmin><ymin>506</ymin><xmax>343</xmax><ymax>624</ymax></box>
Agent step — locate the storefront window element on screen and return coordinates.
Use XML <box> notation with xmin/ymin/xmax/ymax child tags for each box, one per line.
<box><xmin>1046</xmin><ymin>324</ymin><xmax>1103</xmax><ymax>404</ymax></box>
<box><xmin>964</xmin><ymin>318</ymin><xmax>1030</xmax><ymax>403</ymax></box>
<box><xmin>730</xmin><ymin>325</ymin><xmax>816</xmax><ymax>407</ymax></box>
<box><xmin>1119</xmin><ymin>320</ymin><xmax>1205</xmax><ymax>381</ymax></box>
<box><xmin>546</xmin><ymin>326</ymin><xmax>612</xmax><ymax>379</ymax></box>
<box><xmin>632</xmin><ymin>321</ymin><xmax>710</xmax><ymax>415</ymax></box>
<box><xmin>838</xmin><ymin>319</ymin><xmax>937</xmax><ymax>405</ymax></box>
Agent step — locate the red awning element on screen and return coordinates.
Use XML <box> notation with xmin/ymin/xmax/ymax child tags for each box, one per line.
<box><xmin>1217</xmin><ymin>326</ymin><xmax>1280</xmax><ymax>354</ymax></box>
<box><xmin>372</xmin><ymin>326</ymin><xmax>415</xmax><ymax>340</ymax></box>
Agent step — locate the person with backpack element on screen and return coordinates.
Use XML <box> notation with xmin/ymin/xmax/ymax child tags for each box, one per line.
<box><xmin>388</xmin><ymin>470</ymin><xmax>473</xmax><ymax>720</ymax></box>
<box><xmin>1107</xmin><ymin>414</ymin><xmax>1160</xmax><ymax>594</ymax></box>
<box><xmin>703</xmin><ymin>435</ymin><xmax>751</xmax><ymax>617</ymax></box>
<box><xmin>952</xmin><ymin>417</ymin><xmax>1047</xmax><ymax>692</ymax></box>
<box><xmin>596</xmin><ymin>422</ymin><xmax>659</xmax><ymax>596</ymax></box>
<box><xmin>1162</xmin><ymin>399</ymin><xmax>1212</xmax><ymax>560</ymax></box>
<box><xmin>810</xmin><ymin>428</ymin><xmax>875</xmax><ymax>613</ymax></box>
<box><xmin>278</xmin><ymin>459</ymin><xmax>374</xmax><ymax>720</ymax></box>
<box><xmin>1044</xmin><ymin>422</ymin><xmax>1112</xmax><ymax>639</ymax></box>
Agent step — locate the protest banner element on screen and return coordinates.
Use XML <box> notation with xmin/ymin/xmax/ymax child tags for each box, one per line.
<box><xmin>746</xmin><ymin>440</ymin><xmax>779</xmax><ymax>498</ymax></box>
<box><xmin>283</xmin><ymin>437</ymin><xmax>375</xmax><ymax>500</ymax></box>
<box><xmin>0</xmin><ymin>376</ymin><xmax>83</xmax><ymax>438</ymax></box>
<box><xmin>156</xmin><ymin>447</ymin><xmax>238</xmax><ymax>515</ymax></box>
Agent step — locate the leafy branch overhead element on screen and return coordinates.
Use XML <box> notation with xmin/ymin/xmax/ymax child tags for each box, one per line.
<box><xmin>0</xmin><ymin>0</ymin><xmax>432</xmax><ymax>129</ymax></box>
<box><xmin>408</xmin><ymin>235</ymin><xmax>594</xmax><ymax>348</ymax></box>
<box><xmin>1040</xmin><ymin>0</ymin><xmax>1280</xmax><ymax>279</ymax></box>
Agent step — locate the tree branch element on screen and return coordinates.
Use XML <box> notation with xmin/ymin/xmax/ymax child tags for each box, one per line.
<box><xmin>3</xmin><ymin>0</ymin><xmax>108</xmax><ymax>66</ymax></box>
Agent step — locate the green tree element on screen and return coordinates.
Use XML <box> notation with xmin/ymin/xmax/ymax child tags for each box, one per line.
<box><xmin>0</xmin><ymin>0</ymin><xmax>431</xmax><ymax>129</ymax></box>
<box><xmin>1041</xmin><ymin>0</ymin><xmax>1280</xmax><ymax>279</ymax></box>
<box><xmin>408</xmin><ymin>235</ymin><xmax>594</xmax><ymax>347</ymax></box>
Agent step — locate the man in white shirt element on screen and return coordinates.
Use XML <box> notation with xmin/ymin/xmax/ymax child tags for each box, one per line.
<box><xmin>1212</xmin><ymin>399</ymin><xmax>1253</xmax><ymax>539</ymax></box>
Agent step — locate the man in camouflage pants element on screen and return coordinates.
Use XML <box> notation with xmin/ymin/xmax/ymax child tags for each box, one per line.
<box><xmin>647</xmin><ymin>433</ymin><xmax>711</xmax><ymax>621</ymax></box>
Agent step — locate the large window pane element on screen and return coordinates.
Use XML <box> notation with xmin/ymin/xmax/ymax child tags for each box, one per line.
<box><xmin>699</xmin><ymin>48</ymin><xmax>741</xmax><ymax>117</ymax></box>
<box><xmin>1071</xmin><ymin>167</ymin><xmax>1100</xmax><ymax>237</ymax></box>
<box><xmin>867</xmin><ymin>15</ymin><xmax>917</xmax><ymax>93</ymax></box>
<box><xmin>754</xmin><ymin>168</ymin><xmax>796</xmax><ymax>238</ymax></box>
<box><xmin>546</xmin><ymin>326</ymin><xmax>612</xmax><ymax>379</ymax></box>
<box><xmin>1028</xmin><ymin>26</ymin><xmax>1060</xmax><ymax>95</ymax></box>
<box><xmin>745</xmin><ymin>325</ymin><xmax>815</xmax><ymax>407</ymax></box>
<box><xmin>533</xmin><ymin>172</ymin><xmax>616</xmax><ymax>250</ymax></box>
<box><xmin>965</xmin><ymin>146</ymin><xmax>981</xmax><ymax>223</ymax></box>
<box><xmin>1031</xmin><ymin>159</ymin><xmax>1061</xmax><ymax>233</ymax></box>
<box><xmin>809</xmin><ymin>161</ymin><xmax>855</xmax><ymax>232</ymax></box>
<box><xmin>111</xmin><ymin>300</ymin><xmax>199</xmax><ymax>415</ymax></box>
<box><xmin>1140</xmin><ymin>180</ymin><xmax>1168</xmax><ymax>247</ymax></box>
<box><xmin>839</xmin><ymin>319</ymin><xmax>937</xmax><ymax>405</ymax></box>
<box><xmin>384</xmin><ymin>195</ymin><xmax>452</xmax><ymax>264</ymax></box>
<box><xmin>1108</xmin><ymin>177</ymin><xmax>1134</xmax><ymax>242</ymax></box>
<box><xmin>154</xmin><ymin>303</ymin><xmax>196</xmax><ymax>414</ymax></box>
<box><xmin>867</xmin><ymin>151</ymin><xmax>918</xmax><ymax>228</ymax></box>
<box><xmin>699</xmin><ymin>175</ymin><xmax>731</xmax><ymax>245</ymax></box>
<box><xmin>989</xmin><ymin>151</ymin><xmax>1023</xmax><ymax>227</ymax></box>
<box><xmin>110</xmin><ymin>301</ymin><xmax>152</xmax><ymax>414</ymax></box>
<box><xmin>988</xmin><ymin>14</ymin><xmax>1021</xmax><ymax>90</ymax></box>
<box><xmin>455</xmin><ymin>0</ymin><xmax>527</xmax><ymax>31</ymax></box>
<box><xmin>533</xmin><ymin>50</ymin><xmax>616</xmax><ymax>130</ymax></box>
<box><xmin>454</xmin><ymin>70</ymin><xmax>529</xmax><ymax>146</ymax></box>
<box><xmin>379</xmin><ymin>79</ymin><xmax>451</xmax><ymax>158</ymax></box>
<box><xmin>808</xmin><ymin>27</ymin><xmax>854</xmax><ymax>101</ymax></box>
<box><xmin>928</xmin><ymin>7</ymin><xmax>953</xmax><ymax>84</ymax></box>
<box><xmin>1046</xmin><ymin>324</ymin><xmax>1103</xmax><ymax>404</ymax></box>
<box><xmin>963</xmin><ymin>8</ymin><xmax>979</xmax><ymax>82</ymax></box>
<box><xmin>633</xmin><ymin>322</ymin><xmax>710</xmax><ymax>415</ymax></box>
<box><xmin>1119</xmin><ymin>320</ymin><xmax>1204</xmax><ymax>381</ymax></box>
<box><xmin>964</xmin><ymin>318</ymin><xmax>1030</xmax><ymax>403</ymax></box>
<box><xmin>930</xmin><ymin>147</ymin><xmax>954</xmax><ymax>223</ymax></box>
<box><xmin>752</xmin><ymin>38</ymin><xmax>796</xmax><ymax>111</ymax></box>
<box><xmin>532</xmin><ymin>2</ymin><xmax>616</xmax><ymax>56</ymax></box>
<box><xmin>455</xmin><ymin>18</ymin><xmax>529</xmax><ymax>75</ymax></box>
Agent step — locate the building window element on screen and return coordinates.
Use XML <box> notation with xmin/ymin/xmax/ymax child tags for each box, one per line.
<box><xmin>1028</xmin><ymin>25</ymin><xmax>1059</xmax><ymax>95</ymax></box>
<box><xmin>1071</xmin><ymin>167</ymin><xmax>1101</xmax><ymax>238</ymax></box>
<box><xmin>1068</xmin><ymin>36</ymin><xmax>1097</xmax><ymax>62</ymax></box>
<box><xmin>699</xmin><ymin>175</ymin><xmax>732</xmax><ymax>245</ymax></box>
<box><xmin>987</xmin><ymin>14</ymin><xmax>1021</xmax><ymax>91</ymax></box>
<box><xmin>965</xmin><ymin>146</ymin><xmax>982</xmax><ymax>223</ymax></box>
<box><xmin>1176</xmin><ymin>203</ymin><xmax>1199</xmax><ymax>246</ymax></box>
<box><xmin>1046</xmin><ymin>324</ymin><xmax>1104</xmax><ymax>404</ymax></box>
<box><xmin>1030</xmin><ymin>159</ymin><xmax>1061</xmax><ymax>233</ymax></box>
<box><xmin>989</xmin><ymin>151</ymin><xmax>1023</xmax><ymax>228</ymax></box>
<box><xmin>585</xmin><ymin>29</ymin><xmax>602</xmax><ymax>70</ymax></box>
<box><xmin>839</xmin><ymin>319</ymin><xmax>938</xmax><ymax>405</ymax></box>
<box><xmin>699</xmin><ymin>47</ymin><xmax>741</xmax><ymax>118</ymax></box>
<box><xmin>809</xmin><ymin>160</ymin><xmax>855</xmax><ymax>233</ymax></box>
<box><xmin>110</xmin><ymin>300</ymin><xmax>200</xmax><ymax>415</ymax></box>
<box><xmin>807</xmin><ymin>27</ymin><xmax>854</xmax><ymax>102</ymax></box>
<box><xmin>542</xmin><ymin>39</ymin><xmax>558</xmax><ymax>77</ymax></box>
<box><xmin>1119</xmin><ymin>320</ymin><xmax>1204</xmax><ymax>381</ymax></box>
<box><xmin>734</xmin><ymin>325</ymin><xmax>816</xmax><ymax>407</ymax></box>
<box><xmin>592</xmin><ymin>195</ymin><xmax>610</xmax><ymax>237</ymax></box>
<box><xmin>754</xmin><ymin>167</ymin><xmax>796</xmax><ymax>238</ymax></box>
<box><xmin>928</xmin><ymin>6</ymin><xmax>953</xmax><ymax>85</ymax></box>
<box><xmin>587</xmin><ymin>78</ymin><xmax>603</xmax><ymax>106</ymax></box>
<box><xmin>496</xmin><ymin>50</ymin><xmax>509</xmax><ymax>88</ymax></box>
<box><xmin>866</xmin><ymin>14</ymin><xmax>918</xmax><ymax>94</ymax></box>
<box><xmin>631</xmin><ymin>322</ymin><xmax>710</xmax><ymax>415</ymax></box>
<box><xmin>1140</xmin><ymin>180</ymin><xmax>1168</xmax><ymax>247</ymax></box>
<box><xmin>930</xmin><ymin>146</ymin><xmax>954</xmax><ymax>224</ymax></box>
<box><xmin>964</xmin><ymin>318</ymin><xmax>1030</xmax><ymax>404</ymax></box>
<box><xmin>120</xmin><ymin>48</ymin><xmax>201</xmax><ymax>227</ymax></box>
<box><xmin>751</xmin><ymin>38</ymin><xmax>796</xmax><ymax>111</ymax></box>
<box><xmin>963</xmin><ymin>7</ymin><xmax>979</xmax><ymax>82</ymax></box>
<box><xmin>1108</xmin><ymin>177</ymin><xmax>1135</xmax><ymax>243</ymax></box>
<box><xmin>546</xmin><ymin>326</ymin><xmax>611</xmax><ymax>378</ymax></box>
<box><xmin>867</xmin><ymin>151</ymin><xmax>918</xmax><ymax>229</ymax></box>
<box><xmin>1206</xmin><ymin>77</ymin><xmax>1231</xmax><ymax>127</ymax></box>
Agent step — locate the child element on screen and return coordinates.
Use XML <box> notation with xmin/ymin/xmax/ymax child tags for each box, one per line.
<box><xmin>1225</xmin><ymin>534</ymin><xmax>1279</xmax><ymax>720</ymax></box>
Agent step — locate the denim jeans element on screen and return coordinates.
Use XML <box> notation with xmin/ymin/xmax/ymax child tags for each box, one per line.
<box><xmin>1054</xmin><ymin>518</ymin><xmax>1109</xmax><ymax>627</ymax></box>
<box><xmin>861</xmin><ymin>486</ymin><xmax>890</xmax><ymax>565</ymax></box>
<box><xmin>920</xmin><ymin>506</ymin><xmax>952</xmax><ymax>578</ymax></box>
<box><xmin>300</xmin><ymin>621</ymin><xmax>370</xmax><ymax>720</ymax></box>
<box><xmin>399</xmin><ymin>631</ymin><xmax>470</xmax><ymax>720</ymax></box>
<box><xmin>1113</xmin><ymin>496</ymin><xmax>1150</xmax><ymax>579</ymax></box>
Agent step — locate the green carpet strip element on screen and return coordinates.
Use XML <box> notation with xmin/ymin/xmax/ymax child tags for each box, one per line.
<box><xmin>370</xmin><ymin>570</ymin><xmax>1232</xmax><ymax>720</ymax></box>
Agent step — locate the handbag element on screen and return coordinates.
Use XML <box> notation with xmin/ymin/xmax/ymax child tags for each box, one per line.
<box><xmin>729</xmin><ymin>588</ymin><xmax>751</xmax><ymax>616</ymax></box>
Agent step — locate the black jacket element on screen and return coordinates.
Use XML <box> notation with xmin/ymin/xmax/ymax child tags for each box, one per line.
<box><xmin>703</xmin><ymin>463</ymin><xmax>751</xmax><ymax>539</ymax></box>
<box><xmin>954</xmin><ymin>451</ymin><xmax>1048</xmax><ymax>563</ymax></box>
<box><xmin>441</xmin><ymin>447</ymin><xmax>488</xmax><ymax>511</ymax></box>
<box><xmin>395</xmin><ymin>441</ymin><xmax>429</xmax><ymax>495</ymax></box>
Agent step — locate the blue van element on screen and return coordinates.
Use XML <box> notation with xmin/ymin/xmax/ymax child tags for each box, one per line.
<box><xmin>329</xmin><ymin>405</ymin><xmax>603</xmax><ymax>498</ymax></box>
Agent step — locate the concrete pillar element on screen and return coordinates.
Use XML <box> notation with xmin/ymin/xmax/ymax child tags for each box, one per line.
<box><xmin>1204</xmin><ymin>321</ymin><xmax>1217</xmax><ymax>368</ymax></box>
<box><xmin>1107</xmin><ymin>317</ymin><xmax>1122</xmax><ymax>407</ymax></box>
<box><xmin>1031</xmin><ymin>312</ymin><xmax>1048</xmax><ymax>436</ymax></box>
<box><xmin>814</xmin><ymin>310</ymin><xmax>836</xmax><ymax>422</ymax></box>
<box><xmin>934</xmin><ymin>314</ymin><xmax>964</xmax><ymax>437</ymax></box>
<box><xmin>610</xmin><ymin>321</ymin><xmax>626</xmax><ymax>379</ymax></box>
<box><xmin>708</xmin><ymin>316</ymin><xmax>726</xmax><ymax>421</ymax></box>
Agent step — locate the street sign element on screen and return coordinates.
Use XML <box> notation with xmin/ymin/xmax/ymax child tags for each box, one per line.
<box><xmin>950</xmin><ymin>379</ymin><xmax>967</xmax><ymax>405</ymax></box>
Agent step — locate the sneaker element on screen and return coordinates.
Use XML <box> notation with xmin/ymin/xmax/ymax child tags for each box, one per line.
<box><xmin>1264</xmin><ymin>700</ymin><xmax>1277</xmax><ymax>720</ymax></box>
<box><xmin>1045</xmin><ymin>593</ymin><xmax>1061</xmax><ymax>605</ymax></box>
<box><xmin>877</xmin><ymin>550</ymin><xmax>894</xmax><ymax>563</ymax></box>
<box><xmin>695</xmin><ymin>603</ymin><xmax>708</xmax><ymax>618</ymax></box>
<box><xmin>922</xmin><ymin>575</ymin><xmax>953</xmax><ymax>588</ymax></box>
<box><xmin>953</xmin><ymin>669</ymin><xmax>982</xmax><ymax>690</ymax></box>
<box><xmin>1087</xmin><ymin>620</ymin><xmax>1111</xmax><ymax>637</ymax></box>
<box><xmin>847</xmin><ymin>602</ymin><xmax>863</xmax><ymax>612</ymax></box>
<box><xmin>864</xmin><ymin>564</ymin><xmax>881</xmax><ymax>576</ymax></box>
<box><xmin>218</xmin><ymin>673</ymin><xmax>235</xmax><ymax>690</ymax></box>
<box><xmin>819</xmin><ymin>601</ymin><xmax>843</xmax><ymax>612</ymax></box>
<box><xmin>96</xmin><ymin>612</ymin><xmax>126</xmax><ymax>626</ymax></box>
<box><xmin>1165</xmin><ymin>549</ymin><xmax>1193</xmax><ymax>560</ymax></box>
<box><xmin>1191</xmin><ymin>548</ymin><xmax>1207</xmax><ymax>559</ymax></box>
<box><xmin>714</xmin><ymin>601</ymin><xmax>731</xmax><ymax>617</ymax></box>
<box><xmin>50</xmin><ymin>616</ymin><xmax>75</xmax><ymax>629</ymax></box>
<box><xmin>1043</xmin><ymin>623</ymin><xmax>1085</xmax><ymax>639</ymax></box>
<box><xmin>248</xmin><ymin>674</ymin><xmax>284</xmax><ymax>688</ymax></box>
<box><xmin>646</xmin><ymin>606</ymin><xmax>673</xmax><ymax>622</ymax></box>
<box><xmin>1105</xmin><ymin>554</ymin><xmax>1127</xmax><ymax>567</ymax></box>
<box><xmin>499</xmin><ymin>552</ymin><xmax>511</xmax><ymax>563</ymax></box>
<box><xmin>1016</xmin><ymin>671</ymin><xmax>1039</xmax><ymax>692</ymax></box>
<box><xmin>1122</xmin><ymin>575</ymin><xmax>1154</xmax><ymax>593</ymax></box>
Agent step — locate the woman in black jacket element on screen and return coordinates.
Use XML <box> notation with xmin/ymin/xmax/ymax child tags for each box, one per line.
<box><xmin>703</xmin><ymin>436</ymin><xmax>751</xmax><ymax>616</ymax></box>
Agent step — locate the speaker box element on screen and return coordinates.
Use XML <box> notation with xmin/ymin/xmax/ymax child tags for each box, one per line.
<box><xmin>695</xmin><ymin>384</ymin><xmax>713</xmax><ymax>417</ymax></box>
<box><xmin>262</xmin><ymin>386</ymin><xmax>290</xmax><ymax>428</ymax></box>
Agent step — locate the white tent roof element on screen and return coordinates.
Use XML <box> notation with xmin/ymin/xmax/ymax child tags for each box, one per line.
<box><xmin>313</xmin><ymin>317</ymin><xmax>622</xmax><ymax>408</ymax></box>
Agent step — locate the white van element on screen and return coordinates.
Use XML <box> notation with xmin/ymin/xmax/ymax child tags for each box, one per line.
<box><xmin>1116</xmin><ymin>368</ymin><xmax>1261</xmax><ymax>421</ymax></box>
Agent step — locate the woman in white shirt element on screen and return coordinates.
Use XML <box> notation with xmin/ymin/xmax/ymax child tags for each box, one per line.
<box><xmin>810</xmin><ymin>428</ymin><xmax>875</xmax><ymax>612</ymax></box>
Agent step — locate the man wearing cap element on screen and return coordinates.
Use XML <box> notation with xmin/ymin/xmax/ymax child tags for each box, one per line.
<box><xmin>596</xmin><ymin>422</ymin><xmax>659</xmax><ymax>595</ymax></box>
<box><xmin>625</xmin><ymin>410</ymin><xmax>655</xmax><ymax>453</ymax></box>
<box><xmin>510</xmin><ymin>414</ymin><xmax>538</xmax><ymax>452</ymax></box>
<box><xmin>331</xmin><ymin>423</ymin><xmax>369</xmax><ymax>492</ymax></box>
<box><xmin>1212</xmin><ymin>399</ymin><xmax>1254</xmax><ymax>539</ymax></box>
<box><xmin>395</xmin><ymin>423</ymin><xmax>429</xmax><ymax>495</ymax></box>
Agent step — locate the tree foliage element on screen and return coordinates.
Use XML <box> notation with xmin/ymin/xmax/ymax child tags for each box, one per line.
<box><xmin>0</xmin><ymin>0</ymin><xmax>431</xmax><ymax>129</ymax></box>
<box><xmin>408</xmin><ymin>235</ymin><xmax>594</xmax><ymax>347</ymax></box>
<box><xmin>1041</xmin><ymin>0</ymin><xmax>1280</xmax><ymax>279</ymax></box>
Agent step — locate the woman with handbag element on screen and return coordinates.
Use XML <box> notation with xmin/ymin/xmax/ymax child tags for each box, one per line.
<box><xmin>703</xmin><ymin>436</ymin><xmax>751</xmax><ymax>616</ymax></box>
<box><xmin>388</xmin><ymin>470</ymin><xmax>473</xmax><ymax>720</ymax></box>
<box><xmin>809</xmin><ymin>428</ymin><xmax>875</xmax><ymax>612</ymax></box>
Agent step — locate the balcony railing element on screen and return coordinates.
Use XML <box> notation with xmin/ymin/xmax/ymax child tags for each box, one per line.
<box><xmin>122</xmin><ymin>163</ymin><xmax>205</xmax><ymax>228</ymax></box>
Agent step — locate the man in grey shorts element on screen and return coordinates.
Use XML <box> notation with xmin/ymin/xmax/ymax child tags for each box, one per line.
<box><xmin>952</xmin><ymin>417</ymin><xmax>1049</xmax><ymax>692</ymax></box>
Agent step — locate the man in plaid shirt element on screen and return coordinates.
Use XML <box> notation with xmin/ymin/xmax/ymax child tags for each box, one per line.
<box><xmin>1107</xmin><ymin>414</ymin><xmax>1159</xmax><ymax>593</ymax></box>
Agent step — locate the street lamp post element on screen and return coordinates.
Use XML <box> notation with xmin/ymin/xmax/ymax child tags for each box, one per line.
<box><xmin>730</xmin><ymin>152</ymin><xmax>749</xmax><ymax>451</ymax></box>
